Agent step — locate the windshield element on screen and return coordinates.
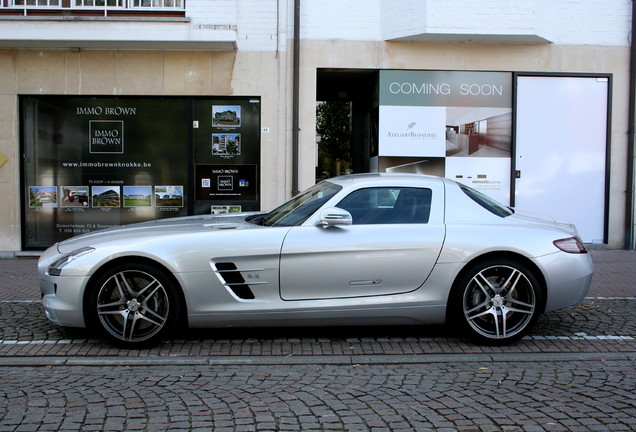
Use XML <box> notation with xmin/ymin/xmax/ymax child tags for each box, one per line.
<box><xmin>254</xmin><ymin>181</ymin><xmax>343</xmax><ymax>227</ymax></box>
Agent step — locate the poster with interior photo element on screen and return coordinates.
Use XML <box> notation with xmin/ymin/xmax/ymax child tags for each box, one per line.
<box><xmin>61</xmin><ymin>186</ymin><xmax>89</xmax><ymax>208</ymax></box>
<box><xmin>443</xmin><ymin>106</ymin><xmax>512</xmax><ymax>203</ymax></box>
<box><xmin>378</xmin><ymin>70</ymin><xmax>513</xmax><ymax>204</ymax></box>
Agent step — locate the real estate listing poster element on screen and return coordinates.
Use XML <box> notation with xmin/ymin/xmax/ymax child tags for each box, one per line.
<box><xmin>21</xmin><ymin>96</ymin><xmax>261</xmax><ymax>249</ymax></box>
<box><xmin>22</xmin><ymin>97</ymin><xmax>190</xmax><ymax>248</ymax></box>
<box><xmin>192</xmin><ymin>99</ymin><xmax>261</xmax><ymax>215</ymax></box>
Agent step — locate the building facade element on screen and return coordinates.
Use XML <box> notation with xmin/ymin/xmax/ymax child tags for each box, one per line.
<box><xmin>0</xmin><ymin>0</ymin><xmax>633</xmax><ymax>253</ymax></box>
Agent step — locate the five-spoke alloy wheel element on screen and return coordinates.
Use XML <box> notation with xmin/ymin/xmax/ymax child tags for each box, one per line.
<box><xmin>453</xmin><ymin>259</ymin><xmax>542</xmax><ymax>344</ymax></box>
<box><xmin>86</xmin><ymin>263</ymin><xmax>182</xmax><ymax>348</ymax></box>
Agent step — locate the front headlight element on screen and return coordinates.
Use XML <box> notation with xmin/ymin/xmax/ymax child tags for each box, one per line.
<box><xmin>48</xmin><ymin>247</ymin><xmax>95</xmax><ymax>276</ymax></box>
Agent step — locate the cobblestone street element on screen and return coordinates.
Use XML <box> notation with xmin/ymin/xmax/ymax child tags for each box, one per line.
<box><xmin>0</xmin><ymin>251</ymin><xmax>635</xmax><ymax>431</ymax></box>
<box><xmin>2</xmin><ymin>359</ymin><xmax>635</xmax><ymax>432</ymax></box>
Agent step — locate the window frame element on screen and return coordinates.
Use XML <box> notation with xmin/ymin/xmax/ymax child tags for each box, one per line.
<box><xmin>336</xmin><ymin>186</ymin><xmax>432</xmax><ymax>225</ymax></box>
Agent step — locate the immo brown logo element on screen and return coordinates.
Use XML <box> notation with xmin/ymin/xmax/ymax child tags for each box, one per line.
<box><xmin>89</xmin><ymin>120</ymin><xmax>124</xmax><ymax>154</ymax></box>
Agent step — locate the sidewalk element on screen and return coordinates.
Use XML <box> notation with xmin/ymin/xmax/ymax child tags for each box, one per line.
<box><xmin>585</xmin><ymin>249</ymin><xmax>636</xmax><ymax>297</ymax></box>
<box><xmin>1</xmin><ymin>250</ymin><xmax>635</xmax><ymax>301</ymax></box>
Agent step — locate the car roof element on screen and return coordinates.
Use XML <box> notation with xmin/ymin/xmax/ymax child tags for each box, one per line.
<box><xmin>326</xmin><ymin>172</ymin><xmax>449</xmax><ymax>187</ymax></box>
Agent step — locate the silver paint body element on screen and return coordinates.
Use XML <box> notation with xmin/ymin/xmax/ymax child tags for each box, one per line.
<box><xmin>38</xmin><ymin>174</ymin><xmax>594</xmax><ymax>330</ymax></box>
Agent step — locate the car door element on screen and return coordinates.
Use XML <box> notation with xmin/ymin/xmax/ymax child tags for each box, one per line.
<box><xmin>279</xmin><ymin>185</ymin><xmax>445</xmax><ymax>300</ymax></box>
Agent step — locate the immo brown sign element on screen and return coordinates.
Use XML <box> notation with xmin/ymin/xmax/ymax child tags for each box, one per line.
<box><xmin>21</xmin><ymin>96</ymin><xmax>260</xmax><ymax>249</ymax></box>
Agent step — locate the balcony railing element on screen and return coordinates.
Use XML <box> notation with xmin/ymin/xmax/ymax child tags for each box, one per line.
<box><xmin>1</xmin><ymin>0</ymin><xmax>185</xmax><ymax>16</ymax></box>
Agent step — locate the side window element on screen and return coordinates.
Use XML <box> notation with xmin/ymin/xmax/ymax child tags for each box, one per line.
<box><xmin>337</xmin><ymin>187</ymin><xmax>432</xmax><ymax>225</ymax></box>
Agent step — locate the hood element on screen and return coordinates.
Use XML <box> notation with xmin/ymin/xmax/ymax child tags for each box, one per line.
<box><xmin>508</xmin><ymin>208</ymin><xmax>579</xmax><ymax>235</ymax></box>
<box><xmin>56</xmin><ymin>212</ymin><xmax>264</xmax><ymax>254</ymax></box>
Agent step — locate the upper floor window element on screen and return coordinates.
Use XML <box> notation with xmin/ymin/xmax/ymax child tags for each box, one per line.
<box><xmin>2</xmin><ymin>0</ymin><xmax>185</xmax><ymax>16</ymax></box>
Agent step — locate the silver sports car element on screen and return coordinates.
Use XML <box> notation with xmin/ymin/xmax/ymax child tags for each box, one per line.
<box><xmin>38</xmin><ymin>173</ymin><xmax>594</xmax><ymax>348</ymax></box>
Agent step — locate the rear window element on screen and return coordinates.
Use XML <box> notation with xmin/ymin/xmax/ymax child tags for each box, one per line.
<box><xmin>459</xmin><ymin>184</ymin><xmax>513</xmax><ymax>218</ymax></box>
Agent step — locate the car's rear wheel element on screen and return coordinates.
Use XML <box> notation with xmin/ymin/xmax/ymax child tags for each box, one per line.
<box><xmin>452</xmin><ymin>259</ymin><xmax>542</xmax><ymax>345</ymax></box>
<box><xmin>86</xmin><ymin>263</ymin><xmax>182</xmax><ymax>348</ymax></box>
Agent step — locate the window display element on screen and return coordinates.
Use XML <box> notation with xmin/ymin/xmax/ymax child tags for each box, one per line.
<box><xmin>21</xmin><ymin>96</ymin><xmax>260</xmax><ymax>249</ymax></box>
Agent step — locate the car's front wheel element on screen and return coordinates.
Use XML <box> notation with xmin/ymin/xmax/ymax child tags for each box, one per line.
<box><xmin>452</xmin><ymin>259</ymin><xmax>542</xmax><ymax>345</ymax></box>
<box><xmin>86</xmin><ymin>263</ymin><xmax>182</xmax><ymax>348</ymax></box>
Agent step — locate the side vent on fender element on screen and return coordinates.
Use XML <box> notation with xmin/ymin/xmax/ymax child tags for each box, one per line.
<box><xmin>213</xmin><ymin>262</ymin><xmax>267</xmax><ymax>300</ymax></box>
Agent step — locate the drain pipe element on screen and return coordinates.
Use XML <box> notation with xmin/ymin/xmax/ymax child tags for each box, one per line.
<box><xmin>626</xmin><ymin>0</ymin><xmax>636</xmax><ymax>249</ymax></box>
<box><xmin>291</xmin><ymin>0</ymin><xmax>301</xmax><ymax>196</ymax></box>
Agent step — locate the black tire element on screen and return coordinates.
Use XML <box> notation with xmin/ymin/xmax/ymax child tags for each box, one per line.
<box><xmin>85</xmin><ymin>263</ymin><xmax>182</xmax><ymax>348</ymax></box>
<box><xmin>450</xmin><ymin>258</ymin><xmax>542</xmax><ymax>345</ymax></box>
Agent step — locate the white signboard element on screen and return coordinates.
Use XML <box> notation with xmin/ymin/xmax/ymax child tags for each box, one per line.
<box><xmin>379</xmin><ymin>106</ymin><xmax>446</xmax><ymax>157</ymax></box>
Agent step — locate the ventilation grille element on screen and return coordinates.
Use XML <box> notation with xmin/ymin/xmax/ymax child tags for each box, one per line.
<box><xmin>214</xmin><ymin>262</ymin><xmax>267</xmax><ymax>300</ymax></box>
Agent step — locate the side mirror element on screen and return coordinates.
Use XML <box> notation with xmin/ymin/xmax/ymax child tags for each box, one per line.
<box><xmin>319</xmin><ymin>207</ymin><xmax>352</xmax><ymax>227</ymax></box>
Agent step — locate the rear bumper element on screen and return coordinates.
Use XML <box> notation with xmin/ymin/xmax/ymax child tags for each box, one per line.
<box><xmin>537</xmin><ymin>251</ymin><xmax>594</xmax><ymax>313</ymax></box>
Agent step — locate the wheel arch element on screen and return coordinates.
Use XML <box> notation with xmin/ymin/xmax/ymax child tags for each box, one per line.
<box><xmin>82</xmin><ymin>255</ymin><xmax>189</xmax><ymax>328</ymax></box>
<box><xmin>446</xmin><ymin>251</ymin><xmax>548</xmax><ymax>321</ymax></box>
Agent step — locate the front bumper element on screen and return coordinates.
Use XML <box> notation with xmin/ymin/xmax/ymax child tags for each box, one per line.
<box><xmin>39</xmin><ymin>262</ymin><xmax>88</xmax><ymax>328</ymax></box>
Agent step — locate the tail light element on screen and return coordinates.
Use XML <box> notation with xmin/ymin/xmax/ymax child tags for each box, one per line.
<box><xmin>553</xmin><ymin>237</ymin><xmax>588</xmax><ymax>254</ymax></box>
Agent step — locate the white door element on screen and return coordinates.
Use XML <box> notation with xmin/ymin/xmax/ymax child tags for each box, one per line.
<box><xmin>514</xmin><ymin>75</ymin><xmax>608</xmax><ymax>243</ymax></box>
